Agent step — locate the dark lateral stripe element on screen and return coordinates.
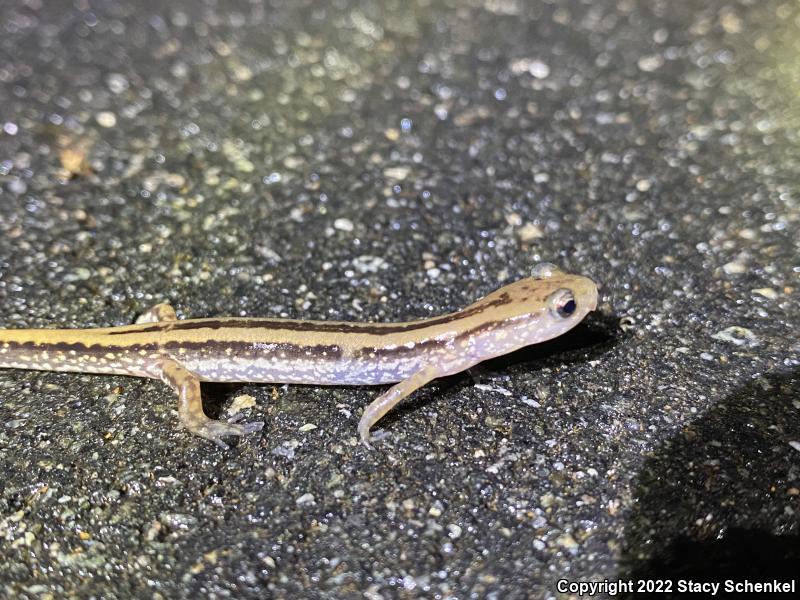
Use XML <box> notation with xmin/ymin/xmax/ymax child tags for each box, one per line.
<box><xmin>107</xmin><ymin>292</ymin><xmax>513</xmax><ymax>336</ymax></box>
<box><xmin>162</xmin><ymin>339</ymin><xmax>344</xmax><ymax>359</ymax></box>
<box><xmin>352</xmin><ymin>337</ymin><xmax>447</xmax><ymax>359</ymax></box>
<box><xmin>2</xmin><ymin>340</ymin><xmax>159</xmax><ymax>354</ymax></box>
<box><xmin>352</xmin><ymin>320</ymin><xmax>505</xmax><ymax>359</ymax></box>
<box><xmin>2</xmin><ymin>339</ymin><xmax>343</xmax><ymax>360</ymax></box>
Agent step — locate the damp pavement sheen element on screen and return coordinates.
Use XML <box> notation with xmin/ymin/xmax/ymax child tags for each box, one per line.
<box><xmin>0</xmin><ymin>1</ymin><xmax>799</xmax><ymax>598</ymax></box>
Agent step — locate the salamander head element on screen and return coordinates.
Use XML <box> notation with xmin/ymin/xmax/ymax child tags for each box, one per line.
<box><xmin>476</xmin><ymin>264</ymin><xmax>598</xmax><ymax>352</ymax></box>
<box><xmin>529</xmin><ymin>262</ymin><xmax>598</xmax><ymax>316</ymax></box>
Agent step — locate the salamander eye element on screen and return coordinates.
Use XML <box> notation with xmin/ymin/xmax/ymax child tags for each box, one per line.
<box><xmin>548</xmin><ymin>288</ymin><xmax>577</xmax><ymax>318</ymax></box>
<box><xmin>559</xmin><ymin>298</ymin><xmax>577</xmax><ymax>317</ymax></box>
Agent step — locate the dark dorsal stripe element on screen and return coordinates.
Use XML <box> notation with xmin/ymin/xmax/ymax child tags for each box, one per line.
<box><xmin>351</xmin><ymin>319</ymin><xmax>506</xmax><ymax>359</ymax></box>
<box><xmin>107</xmin><ymin>292</ymin><xmax>513</xmax><ymax>336</ymax></box>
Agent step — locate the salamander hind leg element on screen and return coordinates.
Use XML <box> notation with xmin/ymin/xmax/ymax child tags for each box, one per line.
<box><xmin>158</xmin><ymin>359</ymin><xmax>264</xmax><ymax>449</ymax></box>
<box><xmin>357</xmin><ymin>364</ymin><xmax>445</xmax><ymax>446</ymax></box>
<box><xmin>136</xmin><ymin>303</ymin><xmax>177</xmax><ymax>324</ymax></box>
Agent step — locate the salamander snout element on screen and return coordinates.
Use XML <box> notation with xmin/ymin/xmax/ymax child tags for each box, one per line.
<box><xmin>545</xmin><ymin>279</ymin><xmax>596</xmax><ymax>322</ymax></box>
<box><xmin>531</xmin><ymin>264</ymin><xmax>598</xmax><ymax>318</ymax></box>
<box><xmin>562</xmin><ymin>275</ymin><xmax>598</xmax><ymax>317</ymax></box>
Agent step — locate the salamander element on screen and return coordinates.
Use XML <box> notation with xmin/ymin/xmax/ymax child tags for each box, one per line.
<box><xmin>0</xmin><ymin>264</ymin><xmax>598</xmax><ymax>448</ymax></box>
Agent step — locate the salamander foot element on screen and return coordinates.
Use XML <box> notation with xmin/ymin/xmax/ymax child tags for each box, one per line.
<box><xmin>189</xmin><ymin>418</ymin><xmax>264</xmax><ymax>450</ymax></box>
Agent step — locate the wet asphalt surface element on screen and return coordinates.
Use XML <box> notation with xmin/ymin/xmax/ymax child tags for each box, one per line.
<box><xmin>1</xmin><ymin>0</ymin><xmax>799</xmax><ymax>598</ymax></box>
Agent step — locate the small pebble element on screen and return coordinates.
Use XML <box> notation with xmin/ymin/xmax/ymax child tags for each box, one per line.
<box><xmin>296</xmin><ymin>493</ymin><xmax>315</xmax><ymax>506</ymax></box>
<box><xmin>753</xmin><ymin>287</ymin><xmax>778</xmax><ymax>300</ymax></box>
<box><xmin>556</xmin><ymin>533</ymin><xmax>578</xmax><ymax>550</ymax></box>
<box><xmin>334</xmin><ymin>218</ymin><xmax>354</xmax><ymax>232</ymax></box>
<box><xmin>722</xmin><ymin>258</ymin><xmax>747</xmax><ymax>275</ymax></box>
<box><xmin>352</xmin><ymin>255</ymin><xmax>388</xmax><ymax>273</ymax></box>
<box><xmin>518</xmin><ymin>223</ymin><xmax>544</xmax><ymax>241</ymax></box>
<box><xmin>8</xmin><ymin>178</ymin><xmax>27</xmax><ymax>194</ymax></box>
<box><xmin>106</xmin><ymin>73</ymin><xmax>129</xmax><ymax>94</ymax></box>
<box><xmin>712</xmin><ymin>326</ymin><xmax>759</xmax><ymax>347</ymax></box>
<box><xmin>447</xmin><ymin>524</ymin><xmax>462</xmax><ymax>539</ymax></box>
<box><xmin>231</xmin><ymin>63</ymin><xmax>253</xmax><ymax>82</ymax></box>
<box><xmin>637</xmin><ymin>54</ymin><xmax>664</xmax><ymax>72</ymax></box>
<box><xmin>96</xmin><ymin>111</ymin><xmax>117</xmax><ymax>128</ymax></box>
<box><xmin>473</xmin><ymin>384</ymin><xmax>512</xmax><ymax>396</ymax></box>
<box><xmin>283</xmin><ymin>156</ymin><xmax>304</xmax><ymax>169</ymax></box>
<box><xmin>383</xmin><ymin>166</ymin><xmax>411</xmax><ymax>179</ymax></box>
<box><xmin>510</xmin><ymin>58</ymin><xmax>550</xmax><ymax>79</ymax></box>
<box><xmin>528</xmin><ymin>60</ymin><xmax>550</xmax><ymax>79</ymax></box>
<box><xmin>227</xmin><ymin>394</ymin><xmax>256</xmax><ymax>415</ymax></box>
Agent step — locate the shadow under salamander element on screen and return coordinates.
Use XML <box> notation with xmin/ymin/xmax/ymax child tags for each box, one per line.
<box><xmin>489</xmin><ymin>309</ymin><xmax>621</xmax><ymax>368</ymax></box>
<box><xmin>379</xmin><ymin>310</ymin><xmax>622</xmax><ymax>430</ymax></box>
<box><xmin>619</xmin><ymin>368</ymin><xmax>800</xmax><ymax>598</ymax></box>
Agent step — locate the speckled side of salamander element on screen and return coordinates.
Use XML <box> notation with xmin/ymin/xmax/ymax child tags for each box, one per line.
<box><xmin>0</xmin><ymin>265</ymin><xmax>598</xmax><ymax>448</ymax></box>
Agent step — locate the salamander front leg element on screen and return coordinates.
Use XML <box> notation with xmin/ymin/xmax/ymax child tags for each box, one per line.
<box><xmin>136</xmin><ymin>302</ymin><xmax>177</xmax><ymax>324</ymax></box>
<box><xmin>358</xmin><ymin>364</ymin><xmax>444</xmax><ymax>446</ymax></box>
<box><xmin>158</xmin><ymin>359</ymin><xmax>264</xmax><ymax>449</ymax></box>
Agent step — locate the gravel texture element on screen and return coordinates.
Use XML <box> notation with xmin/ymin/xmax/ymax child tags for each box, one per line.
<box><xmin>1</xmin><ymin>0</ymin><xmax>798</xmax><ymax>598</ymax></box>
